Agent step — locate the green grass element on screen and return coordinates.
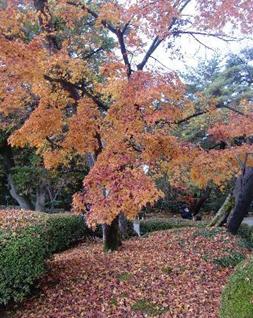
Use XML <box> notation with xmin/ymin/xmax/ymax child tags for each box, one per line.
<box><xmin>213</xmin><ymin>252</ymin><xmax>245</xmax><ymax>268</ymax></box>
<box><xmin>132</xmin><ymin>299</ymin><xmax>168</xmax><ymax>316</ymax></box>
<box><xmin>220</xmin><ymin>257</ymin><xmax>253</xmax><ymax>318</ymax></box>
<box><xmin>117</xmin><ymin>272</ymin><xmax>132</xmax><ymax>282</ymax></box>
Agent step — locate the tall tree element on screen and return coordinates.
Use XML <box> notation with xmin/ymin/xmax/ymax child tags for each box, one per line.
<box><xmin>182</xmin><ymin>49</ymin><xmax>253</xmax><ymax>232</ymax></box>
<box><xmin>0</xmin><ymin>0</ymin><xmax>253</xmax><ymax>249</ymax></box>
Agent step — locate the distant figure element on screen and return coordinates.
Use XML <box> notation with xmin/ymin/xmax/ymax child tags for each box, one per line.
<box><xmin>180</xmin><ymin>206</ymin><xmax>192</xmax><ymax>220</ymax></box>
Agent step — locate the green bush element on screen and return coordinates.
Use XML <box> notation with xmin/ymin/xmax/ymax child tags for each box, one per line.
<box><xmin>0</xmin><ymin>213</ymin><xmax>88</xmax><ymax>305</ymax></box>
<box><xmin>40</xmin><ymin>214</ymin><xmax>88</xmax><ymax>254</ymax></box>
<box><xmin>220</xmin><ymin>257</ymin><xmax>253</xmax><ymax>318</ymax></box>
<box><xmin>0</xmin><ymin>227</ymin><xmax>47</xmax><ymax>305</ymax></box>
<box><xmin>238</xmin><ymin>224</ymin><xmax>253</xmax><ymax>248</ymax></box>
<box><xmin>140</xmin><ymin>218</ymin><xmax>205</xmax><ymax>235</ymax></box>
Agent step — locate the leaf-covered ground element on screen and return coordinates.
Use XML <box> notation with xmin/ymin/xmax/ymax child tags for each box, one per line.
<box><xmin>10</xmin><ymin>228</ymin><xmax>250</xmax><ymax>318</ymax></box>
<box><xmin>0</xmin><ymin>209</ymin><xmax>48</xmax><ymax>232</ymax></box>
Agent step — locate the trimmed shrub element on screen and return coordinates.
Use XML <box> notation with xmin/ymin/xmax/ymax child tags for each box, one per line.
<box><xmin>40</xmin><ymin>214</ymin><xmax>89</xmax><ymax>254</ymax></box>
<box><xmin>140</xmin><ymin>218</ymin><xmax>206</xmax><ymax>235</ymax></box>
<box><xmin>0</xmin><ymin>227</ymin><xmax>47</xmax><ymax>305</ymax></box>
<box><xmin>238</xmin><ymin>223</ymin><xmax>253</xmax><ymax>248</ymax></box>
<box><xmin>220</xmin><ymin>257</ymin><xmax>253</xmax><ymax>318</ymax></box>
<box><xmin>0</xmin><ymin>212</ymin><xmax>89</xmax><ymax>305</ymax></box>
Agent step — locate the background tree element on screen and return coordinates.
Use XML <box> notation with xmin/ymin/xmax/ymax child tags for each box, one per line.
<box><xmin>180</xmin><ymin>48</ymin><xmax>253</xmax><ymax>230</ymax></box>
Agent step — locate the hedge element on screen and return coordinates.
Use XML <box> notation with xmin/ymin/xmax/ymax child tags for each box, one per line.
<box><xmin>0</xmin><ymin>213</ymin><xmax>88</xmax><ymax>305</ymax></box>
<box><xmin>220</xmin><ymin>257</ymin><xmax>253</xmax><ymax>318</ymax></box>
<box><xmin>220</xmin><ymin>223</ymin><xmax>253</xmax><ymax>318</ymax></box>
<box><xmin>139</xmin><ymin>218</ymin><xmax>206</xmax><ymax>235</ymax></box>
<box><xmin>238</xmin><ymin>223</ymin><xmax>253</xmax><ymax>248</ymax></box>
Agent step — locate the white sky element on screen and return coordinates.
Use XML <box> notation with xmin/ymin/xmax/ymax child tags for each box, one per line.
<box><xmin>152</xmin><ymin>35</ymin><xmax>253</xmax><ymax>72</ymax></box>
<box><xmin>120</xmin><ymin>0</ymin><xmax>253</xmax><ymax>73</ymax></box>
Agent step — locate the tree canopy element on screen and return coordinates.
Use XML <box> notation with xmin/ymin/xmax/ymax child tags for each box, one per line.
<box><xmin>0</xmin><ymin>0</ymin><xmax>253</xmax><ymax>229</ymax></box>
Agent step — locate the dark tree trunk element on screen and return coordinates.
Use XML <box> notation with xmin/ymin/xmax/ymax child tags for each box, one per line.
<box><xmin>118</xmin><ymin>213</ymin><xmax>128</xmax><ymax>239</ymax></box>
<box><xmin>103</xmin><ymin>216</ymin><xmax>122</xmax><ymax>252</ymax></box>
<box><xmin>191</xmin><ymin>188</ymin><xmax>211</xmax><ymax>217</ymax></box>
<box><xmin>227</xmin><ymin>167</ymin><xmax>253</xmax><ymax>234</ymax></box>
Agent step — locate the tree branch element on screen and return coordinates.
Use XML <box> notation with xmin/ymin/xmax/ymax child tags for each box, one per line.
<box><xmin>116</xmin><ymin>30</ymin><xmax>132</xmax><ymax>78</ymax></box>
<box><xmin>44</xmin><ymin>75</ymin><xmax>109</xmax><ymax>112</ymax></box>
<box><xmin>172</xmin><ymin>30</ymin><xmax>239</xmax><ymax>42</ymax></box>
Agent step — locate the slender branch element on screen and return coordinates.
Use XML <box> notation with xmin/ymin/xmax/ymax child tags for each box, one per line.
<box><xmin>67</xmin><ymin>1</ymin><xmax>132</xmax><ymax>78</ymax></box>
<box><xmin>137</xmin><ymin>36</ymin><xmax>163</xmax><ymax>70</ymax></box>
<box><xmin>176</xmin><ymin>102</ymin><xmax>248</xmax><ymax>125</ymax></box>
<box><xmin>80</xmin><ymin>83</ymin><xmax>109</xmax><ymax>112</ymax></box>
<box><xmin>220</xmin><ymin>104</ymin><xmax>246</xmax><ymax>116</ymax></box>
<box><xmin>137</xmin><ymin>0</ymin><xmax>194</xmax><ymax>70</ymax></box>
<box><xmin>122</xmin><ymin>19</ymin><xmax>132</xmax><ymax>34</ymax></box>
<box><xmin>150</xmin><ymin>55</ymin><xmax>174</xmax><ymax>71</ymax></box>
<box><xmin>172</xmin><ymin>30</ymin><xmax>239</xmax><ymax>42</ymax></box>
<box><xmin>190</xmin><ymin>34</ymin><xmax>214</xmax><ymax>51</ymax></box>
<box><xmin>178</xmin><ymin>0</ymin><xmax>193</xmax><ymax>12</ymax></box>
<box><xmin>67</xmin><ymin>1</ymin><xmax>118</xmax><ymax>34</ymax></box>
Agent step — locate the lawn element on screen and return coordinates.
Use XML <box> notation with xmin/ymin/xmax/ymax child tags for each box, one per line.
<box><xmin>9</xmin><ymin>228</ymin><xmax>249</xmax><ymax>318</ymax></box>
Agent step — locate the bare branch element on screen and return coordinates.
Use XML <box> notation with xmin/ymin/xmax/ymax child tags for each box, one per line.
<box><xmin>137</xmin><ymin>36</ymin><xmax>163</xmax><ymax>71</ymax></box>
<box><xmin>177</xmin><ymin>102</ymin><xmax>249</xmax><ymax>125</ymax></box>
<box><xmin>172</xmin><ymin>30</ymin><xmax>240</xmax><ymax>42</ymax></box>
<box><xmin>190</xmin><ymin>34</ymin><xmax>215</xmax><ymax>51</ymax></box>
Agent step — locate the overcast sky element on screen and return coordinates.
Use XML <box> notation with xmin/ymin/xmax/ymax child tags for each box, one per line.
<box><xmin>119</xmin><ymin>0</ymin><xmax>253</xmax><ymax>72</ymax></box>
<box><xmin>152</xmin><ymin>34</ymin><xmax>253</xmax><ymax>72</ymax></box>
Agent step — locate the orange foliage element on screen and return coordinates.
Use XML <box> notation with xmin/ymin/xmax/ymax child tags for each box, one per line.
<box><xmin>0</xmin><ymin>0</ymin><xmax>252</xmax><ymax>226</ymax></box>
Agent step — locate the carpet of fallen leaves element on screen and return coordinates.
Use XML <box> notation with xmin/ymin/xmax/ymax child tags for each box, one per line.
<box><xmin>0</xmin><ymin>209</ymin><xmax>48</xmax><ymax>232</ymax></box>
<box><xmin>10</xmin><ymin>228</ymin><xmax>250</xmax><ymax>318</ymax></box>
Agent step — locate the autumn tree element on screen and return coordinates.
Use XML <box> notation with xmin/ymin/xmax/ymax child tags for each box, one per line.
<box><xmin>179</xmin><ymin>49</ymin><xmax>253</xmax><ymax>219</ymax></box>
<box><xmin>1</xmin><ymin>0</ymin><xmax>253</xmax><ymax>250</ymax></box>
<box><xmin>181</xmin><ymin>48</ymin><xmax>253</xmax><ymax>231</ymax></box>
<box><xmin>0</xmin><ymin>1</ymin><xmax>112</xmax><ymax>211</ymax></box>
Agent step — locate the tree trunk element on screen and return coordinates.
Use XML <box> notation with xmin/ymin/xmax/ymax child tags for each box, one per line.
<box><xmin>227</xmin><ymin>167</ymin><xmax>253</xmax><ymax>234</ymax></box>
<box><xmin>103</xmin><ymin>216</ymin><xmax>122</xmax><ymax>252</ymax></box>
<box><xmin>118</xmin><ymin>213</ymin><xmax>128</xmax><ymax>239</ymax></box>
<box><xmin>0</xmin><ymin>141</ymin><xmax>33</xmax><ymax>210</ymax></box>
<box><xmin>209</xmin><ymin>193</ymin><xmax>234</xmax><ymax>227</ymax></box>
<box><xmin>35</xmin><ymin>184</ymin><xmax>47</xmax><ymax>211</ymax></box>
<box><xmin>191</xmin><ymin>188</ymin><xmax>211</xmax><ymax>217</ymax></box>
<box><xmin>7</xmin><ymin>174</ymin><xmax>33</xmax><ymax>210</ymax></box>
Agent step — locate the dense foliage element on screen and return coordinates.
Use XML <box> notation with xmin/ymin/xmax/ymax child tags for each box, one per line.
<box><xmin>0</xmin><ymin>1</ymin><xmax>252</xmax><ymax>234</ymax></box>
<box><xmin>0</xmin><ymin>210</ymin><xmax>89</xmax><ymax>305</ymax></box>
